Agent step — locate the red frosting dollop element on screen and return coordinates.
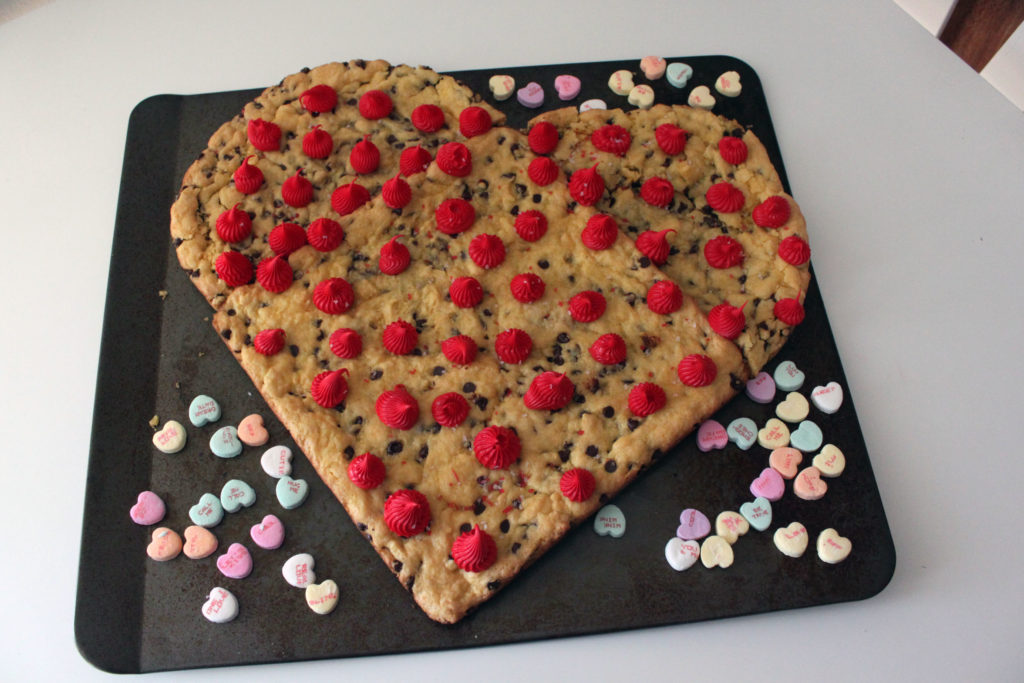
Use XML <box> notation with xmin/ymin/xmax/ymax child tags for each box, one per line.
<box><xmin>310</xmin><ymin>368</ymin><xmax>349</xmax><ymax>408</ymax></box>
<box><xmin>569</xmin><ymin>290</ymin><xmax>607</xmax><ymax>323</ymax></box>
<box><xmin>247</xmin><ymin>119</ymin><xmax>280</xmax><ymax>151</ymax></box>
<box><xmin>400</xmin><ymin>145</ymin><xmax>433</xmax><ymax>176</ymax></box>
<box><xmin>256</xmin><ymin>255</ymin><xmax>293</xmax><ymax>293</ymax></box>
<box><xmin>382</xmin><ymin>320</ymin><xmax>418</xmax><ymax>355</ymax></box>
<box><xmin>382</xmin><ymin>175</ymin><xmax>412</xmax><ymax>209</ymax></box>
<box><xmin>628</xmin><ymin>382</ymin><xmax>667</xmax><ymax>417</ymax></box>
<box><xmin>640</xmin><ymin>177</ymin><xmax>675</xmax><ymax>208</ymax></box>
<box><xmin>268</xmin><ymin>222</ymin><xmax>307</xmax><ymax>256</ymax></box>
<box><xmin>495</xmin><ymin>329</ymin><xmax>532</xmax><ymax>364</ymax></box>
<box><xmin>378</xmin><ymin>236</ymin><xmax>411</xmax><ymax>275</ymax></box>
<box><xmin>435</xmin><ymin>197</ymin><xmax>475</xmax><ymax>235</ymax></box>
<box><xmin>216</xmin><ymin>204</ymin><xmax>252</xmax><ymax>243</ymax></box>
<box><xmin>307</xmin><ymin>217</ymin><xmax>344</xmax><ymax>252</ymax></box>
<box><xmin>559</xmin><ymin>468</ymin><xmax>596</xmax><ymax>502</ymax></box>
<box><xmin>704</xmin><ymin>235</ymin><xmax>745</xmax><ymax>269</ymax></box>
<box><xmin>774</xmin><ymin>297</ymin><xmax>806</xmax><ymax>325</ymax></box>
<box><xmin>411</xmin><ymin>104</ymin><xmax>445</xmax><ymax>133</ymax></box>
<box><xmin>348</xmin><ymin>452</ymin><xmax>386</xmax><ymax>490</ymax></box>
<box><xmin>719</xmin><ymin>136</ymin><xmax>749</xmax><ymax>165</ymax></box>
<box><xmin>473</xmin><ymin>425</ymin><xmax>521</xmax><ymax>469</ymax></box>
<box><xmin>349</xmin><ymin>136</ymin><xmax>380</xmax><ymax>175</ymax></box>
<box><xmin>468</xmin><ymin>234</ymin><xmax>506</xmax><ymax>269</ymax></box>
<box><xmin>569</xmin><ymin>164</ymin><xmax>605</xmax><ymax>206</ymax></box>
<box><xmin>215</xmin><ymin>251</ymin><xmax>252</xmax><ymax>286</ymax></box>
<box><xmin>647</xmin><ymin>280</ymin><xmax>684</xmax><ymax>314</ymax></box>
<box><xmin>253</xmin><ymin>328</ymin><xmax>285</xmax><ymax>356</ymax></box>
<box><xmin>655</xmin><ymin>123</ymin><xmax>688</xmax><ymax>155</ymax></box>
<box><xmin>528</xmin><ymin>121</ymin><xmax>559</xmax><ymax>154</ymax></box>
<box><xmin>527</xmin><ymin>156</ymin><xmax>559</xmax><ymax>186</ymax></box>
<box><xmin>437</xmin><ymin>142</ymin><xmax>472</xmax><ymax>177</ymax></box>
<box><xmin>281</xmin><ymin>170</ymin><xmax>314</xmax><ymax>208</ymax></box>
<box><xmin>233</xmin><ymin>156</ymin><xmax>263</xmax><ymax>194</ymax></box>
<box><xmin>449</xmin><ymin>276</ymin><xmax>483</xmax><ymax>308</ymax></box>
<box><xmin>376</xmin><ymin>384</ymin><xmax>419</xmax><ymax>429</ymax></box>
<box><xmin>312</xmin><ymin>277</ymin><xmax>354</xmax><ymax>314</ymax></box>
<box><xmin>706</xmin><ymin>182</ymin><xmax>745</xmax><ymax>213</ymax></box>
<box><xmin>779</xmin><ymin>235</ymin><xmax>811</xmax><ymax>266</ymax></box>
<box><xmin>636</xmin><ymin>228</ymin><xmax>675</xmax><ymax>265</ymax></box>
<box><xmin>300</xmin><ymin>84</ymin><xmax>337</xmax><ymax>113</ymax></box>
<box><xmin>358</xmin><ymin>90</ymin><xmax>393</xmax><ymax>120</ymax></box>
<box><xmin>677</xmin><ymin>354</ymin><xmax>718</xmax><ymax>387</ymax></box>
<box><xmin>510</xmin><ymin>273</ymin><xmax>545</xmax><ymax>303</ymax></box>
<box><xmin>329</xmin><ymin>327</ymin><xmax>362</xmax><ymax>358</ymax></box>
<box><xmin>441</xmin><ymin>334</ymin><xmax>477</xmax><ymax>366</ymax></box>
<box><xmin>708</xmin><ymin>302</ymin><xmax>746</xmax><ymax>340</ymax></box>
<box><xmin>752</xmin><ymin>196</ymin><xmax>791</xmax><ymax>228</ymax></box>
<box><xmin>384</xmin><ymin>489</ymin><xmax>431</xmax><ymax>537</ymax></box>
<box><xmin>591</xmin><ymin>124</ymin><xmax>631</xmax><ymax>156</ymax></box>
<box><xmin>589</xmin><ymin>333</ymin><xmax>627</xmax><ymax>365</ymax></box>
<box><xmin>431</xmin><ymin>392</ymin><xmax>470</xmax><ymax>428</ymax></box>
<box><xmin>331</xmin><ymin>182</ymin><xmax>370</xmax><ymax>216</ymax></box>
<box><xmin>459</xmin><ymin>106</ymin><xmax>492</xmax><ymax>138</ymax></box>
<box><xmin>523</xmin><ymin>372</ymin><xmax>575</xmax><ymax>411</ymax></box>
<box><xmin>513</xmin><ymin>210</ymin><xmax>548</xmax><ymax>242</ymax></box>
<box><xmin>581</xmin><ymin>213</ymin><xmax>618</xmax><ymax>250</ymax></box>
<box><xmin>302</xmin><ymin>126</ymin><xmax>333</xmax><ymax>159</ymax></box>
<box><xmin>451</xmin><ymin>525</ymin><xmax>497</xmax><ymax>572</ymax></box>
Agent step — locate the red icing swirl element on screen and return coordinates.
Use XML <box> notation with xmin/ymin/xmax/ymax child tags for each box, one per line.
<box><xmin>628</xmin><ymin>382</ymin><xmax>667</xmax><ymax>417</ymax></box>
<box><xmin>752</xmin><ymin>196</ymin><xmax>791</xmax><ymax>228</ymax></box>
<box><xmin>435</xmin><ymin>197</ymin><xmax>475</xmax><ymax>235</ymax></box>
<box><xmin>400</xmin><ymin>145</ymin><xmax>433</xmax><ymax>176</ymax></box>
<box><xmin>449</xmin><ymin>276</ymin><xmax>483</xmax><ymax>308</ymax></box>
<box><xmin>378</xmin><ymin>236</ymin><xmax>410</xmax><ymax>275</ymax></box>
<box><xmin>307</xmin><ymin>217</ymin><xmax>344</xmax><ymax>252</ymax></box>
<box><xmin>451</xmin><ymin>525</ymin><xmax>497</xmax><ymax>572</ymax></box>
<box><xmin>655</xmin><ymin>123</ymin><xmax>688</xmax><ymax>155</ymax></box>
<box><xmin>310</xmin><ymin>368</ymin><xmax>349</xmax><ymax>408</ymax></box>
<box><xmin>411</xmin><ymin>104</ymin><xmax>445</xmax><ymax>133</ymax></box>
<box><xmin>677</xmin><ymin>354</ymin><xmax>717</xmax><ymax>387</ymax></box>
<box><xmin>253</xmin><ymin>328</ymin><xmax>285</xmax><ymax>356</ymax></box>
<box><xmin>329</xmin><ymin>327</ymin><xmax>362</xmax><ymax>358</ymax></box>
<box><xmin>458</xmin><ymin>106</ymin><xmax>492</xmax><ymax>138</ymax></box>
<box><xmin>779</xmin><ymin>235</ymin><xmax>811</xmax><ymax>266</ymax></box>
<box><xmin>312</xmin><ymin>277</ymin><xmax>354</xmax><ymax>314</ymax></box>
<box><xmin>569</xmin><ymin>290</ymin><xmax>607</xmax><ymax>323</ymax></box>
<box><xmin>473</xmin><ymin>425</ymin><xmax>521</xmax><ymax>469</ymax></box>
<box><xmin>358</xmin><ymin>90</ymin><xmax>393</xmax><ymax>120</ymax></box>
<box><xmin>559</xmin><ymin>468</ymin><xmax>596</xmax><ymax>502</ymax></box>
<box><xmin>215</xmin><ymin>251</ymin><xmax>252</xmax><ymax>286</ymax></box>
<box><xmin>268</xmin><ymin>222</ymin><xmax>307</xmax><ymax>256</ymax></box>
<box><xmin>281</xmin><ymin>170</ymin><xmax>314</xmax><ymax>207</ymax></box>
<box><xmin>348</xmin><ymin>453</ymin><xmax>385</xmax><ymax>490</ymax></box>
<box><xmin>569</xmin><ymin>165</ymin><xmax>605</xmax><ymax>206</ymax></box>
<box><xmin>384</xmin><ymin>489</ymin><xmax>431</xmax><ymax>537</ymax></box>
<box><xmin>718</xmin><ymin>136</ymin><xmax>749</xmax><ymax>165</ymax></box>
<box><xmin>331</xmin><ymin>182</ymin><xmax>370</xmax><ymax>216</ymax></box>
<box><xmin>510</xmin><ymin>273</ymin><xmax>545</xmax><ymax>303</ymax></box>
<box><xmin>591</xmin><ymin>124</ymin><xmax>631</xmax><ymax>156</ymax></box>
<box><xmin>382</xmin><ymin>175</ymin><xmax>412</xmax><ymax>209</ymax></box>
<box><xmin>705</xmin><ymin>182</ymin><xmax>745</xmax><ymax>213</ymax></box>
<box><xmin>256</xmin><ymin>255</ymin><xmax>293</xmax><ymax>293</ymax></box>
<box><xmin>589</xmin><ymin>333</ymin><xmax>626</xmax><ymax>365</ymax></box>
<box><xmin>437</xmin><ymin>142</ymin><xmax>472</xmax><ymax>177</ymax></box>
<box><xmin>636</xmin><ymin>228</ymin><xmax>675</xmax><ymax>265</ymax></box>
<box><xmin>708</xmin><ymin>302</ymin><xmax>746</xmax><ymax>340</ymax></box>
<box><xmin>523</xmin><ymin>372</ymin><xmax>575</xmax><ymax>411</ymax></box>
<box><xmin>431</xmin><ymin>392</ymin><xmax>470</xmax><ymax>428</ymax></box>
<box><xmin>468</xmin><ymin>234</ymin><xmax>506</xmax><ymax>269</ymax></box>
<box><xmin>382</xmin><ymin>320</ymin><xmax>418</xmax><ymax>355</ymax></box>
<box><xmin>299</xmin><ymin>84</ymin><xmax>337</xmax><ymax>113</ymax></box>
<box><xmin>215</xmin><ymin>204</ymin><xmax>252</xmax><ymax>243</ymax></box>
<box><xmin>375</xmin><ymin>384</ymin><xmax>419</xmax><ymax>429</ymax></box>
<box><xmin>246</xmin><ymin>119</ymin><xmax>280</xmax><ymax>151</ymax></box>
<box><xmin>349</xmin><ymin>136</ymin><xmax>380</xmax><ymax>175</ymax></box>
<box><xmin>647</xmin><ymin>280</ymin><xmax>684</xmax><ymax>314</ymax></box>
<box><xmin>640</xmin><ymin>177</ymin><xmax>674</xmax><ymax>208</ymax></box>
<box><xmin>704</xmin><ymin>235</ymin><xmax>745</xmax><ymax>269</ymax></box>
<box><xmin>495</xmin><ymin>329</ymin><xmax>532</xmax><ymax>364</ymax></box>
<box><xmin>302</xmin><ymin>126</ymin><xmax>333</xmax><ymax>159</ymax></box>
<box><xmin>441</xmin><ymin>334</ymin><xmax>477</xmax><ymax>366</ymax></box>
<box><xmin>528</xmin><ymin>121</ymin><xmax>559</xmax><ymax>154</ymax></box>
<box><xmin>513</xmin><ymin>210</ymin><xmax>548</xmax><ymax>242</ymax></box>
<box><xmin>527</xmin><ymin>156</ymin><xmax>558</xmax><ymax>186</ymax></box>
<box><xmin>233</xmin><ymin>156</ymin><xmax>263</xmax><ymax>194</ymax></box>
<box><xmin>774</xmin><ymin>297</ymin><xmax>805</xmax><ymax>325</ymax></box>
<box><xmin>581</xmin><ymin>213</ymin><xmax>618</xmax><ymax>250</ymax></box>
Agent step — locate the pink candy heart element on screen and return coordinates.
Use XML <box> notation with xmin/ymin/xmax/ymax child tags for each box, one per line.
<box><xmin>250</xmin><ymin>514</ymin><xmax>285</xmax><ymax>550</ymax></box>
<box><xmin>216</xmin><ymin>542</ymin><xmax>253</xmax><ymax>579</ymax></box>
<box><xmin>750</xmin><ymin>467</ymin><xmax>785</xmax><ymax>501</ymax></box>
<box><xmin>745</xmin><ymin>371</ymin><xmax>776</xmax><ymax>403</ymax></box>
<box><xmin>130</xmin><ymin>491</ymin><xmax>166</xmax><ymax>525</ymax></box>
<box><xmin>516</xmin><ymin>82</ymin><xmax>545</xmax><ymax>108</ymax></box>
<box><xmin>676</xmin><ymin>508</ymin><xmax>711</xmax><ymax>540</ymax></box>
<box><xmin>696</xmin><ymin>419</ymin><xmax>728</xmax><ymax>452</ymax></box>
<box><xmin>553</xmin><ymin>74</ymin><xmax>581</xmax><ymax>101</ymax></box>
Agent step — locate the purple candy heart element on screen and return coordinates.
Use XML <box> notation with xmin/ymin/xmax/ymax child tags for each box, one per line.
<box><xmin>746</xmin><ymin>371</ymin><xmax>776</xmax><ymax>404</ymax></box>
<box><xmin>516</xmin><ymin>82</ymin><xmax>545</xmax><ymax>108</ymax></box>
<box><xmin>750</xmin><ymin>467</ymin><xmax>785</xmax><ymax>502</ymax></box>
<box><xmin>676</xmin><ymin>508</ymin><xmax>711</xmax><ymax>540</ymax></box>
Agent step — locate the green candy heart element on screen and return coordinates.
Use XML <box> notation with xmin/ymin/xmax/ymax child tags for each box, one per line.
<box><xmin>220</xmin><ymin>479</ymin><xmax>256</xmax><ymax>513</ymax></box>
<box><xmin>276</xmin><ymin>476</ymin><xmax>309</xmax><ymax>510</ymax></box>
<box><xmin>790</xmin><ymin>420</ymin><xmax>823</xmax><ymax>453</ymax></box>
<box><xmin>210</xmin><ymin>426</ymin><xmax>242</xmax><ymax>458</ymax></box>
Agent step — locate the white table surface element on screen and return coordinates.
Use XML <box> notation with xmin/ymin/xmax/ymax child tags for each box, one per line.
<box><xmin>2</xmin><ymin>0</ymin><xmax>1021</xmax><ymax>680</ymax></box>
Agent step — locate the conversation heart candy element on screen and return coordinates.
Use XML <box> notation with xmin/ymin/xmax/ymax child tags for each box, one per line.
<box><xmin>516</xmin><ymin>82</ymin><xmax>544</xmax><ymax>108</ymax></box>
<box><xmin>773</xmin><ymin>360</ymin><xmax>805</xmax><ymax>391</ymax></box>
<box><xmin>817</xmin><ymin>528</ymin><xmax>852</xmax><ymax>564</ymax></box>
<box><xmin>594</xmin><ymin>504</ymin><xmax>626</xmax><ymax>537</ymax></box>
<box><xmin>813</xmin><ymin>444</ymin><xmax>846</xmax><ymax>477</ymax></box>
<box><xmin>250</xmin><ymin>514</ymin><xmax>285</xmax><ymax>550</ymax></box>
<box><xmin>488</xmin><ymin>74</ymin><xmax>515</xmax><ymax>101</ymax></box>
<box><xmin>146</xmin><ymin>527</ymin><xmax>182</xmax><ymax>561</ymax></box>
<box><xmin>183</xmin><ymin>525</ymin><xmax>218</xmax><ymax>559</ymax></box>
<box><xmin>677</xmin><ymin>508</ymin><xmax>711</xmax><ymax>540</ymax></box>
<box><xmin>639</xmin><ymin>55</ymin><xmax>667</xmax><ymax>80</ymax></box>
<box><xmin>152</xmin><ymin>420</ymin><xmax>186</xmax><ymax>454</ymax></box>
<box><xmin>739</xmin><ymin>498</ymin><xmax>773</xmax><ymax>532</ymax></box>
<box><xmin>696</xmin><ymin>419</ymin><xmax>728</xmax><ymax>452</ymax></box>
<box><xmin>219</xmin><ymin>479</ymin><xmax>256</xmax><ymax>513</ymax></box>
<box><xmin>579</xmin><ymin>98</ymin><xmax>607</xmax><ymax>112</ymax></box>
<box><xmin>283</xmin><ymin>553</ymin><xmax>316</xmax><ymax>588</ymax></box>
<box><xmin>768</xmin><ymin>447</ymin><xmax>803</xmax><ymax>479</ymax></box>
<box><xmin>790</xmin><ymin>420</ymin><xmax>823</xmax><ymax>453</ymax></box>
<box><xmin>305</xmin><ymin>580</ymin><xmax>340</xmax><ymax>615</ymax></box>
<box><xmin>260</xmin><ymin>445</ymin><xmax>293</xmax><ymax>478</ymax></box>
<box><xmin>202</xmin><ymin>587</ymin><xmax>238</xmax><ymax>623</ymax></box>
<box><xmin>773</xmin><ymin>522</ymin><xmax>809</xmax><ymax>557</ymax></box>
<box><xmin>553</xmin><ymin>74</ymin><xmax>581</xmax><ymax>100</ymax></box>
<box><xmin>726</xmin><ymin>417</ymin><xmax>757</xmax><ymax>450</ymax></box>
<box><xmin>237</xmin><ymin>413</ymin><xmax>269</xmax><ymax>446</ymax></box>
<box><xmin>665</xmin><ymin>62</ymin><xmax>693</xmax><ymax>88</ymax></box>
<box><xmin>665</xmin><ymin>537</ymin><xmax>700</xmax><ymax>571</ymax></box>
<box><xmin>627</xmin><ymin>84</ymin><xmax>654</xmax><ymax>109</ymax></box>
<box><xmin>745</xmin><ymin>372</ymin><xmax>776</xmax><ymax>403</ymax></box>
<box><xmin>811</xmin><ymin>382</ymin><xmax>844</xmax><ymax>414</ymax></box>
<box><xmin>209</xmin><ymin>426</ymin><xmax>242</xmax><ymax>458</ymax></box>
<box><xmin>276</xmin><ymin>476</ymin><xmax>309</xmax><ymax>509</ymax></box>
<box><xmin>130</xmin><ymin>491</ymin><xmax>165</xmax><ymax>525</ymax></box>
<box><xmin>715</xmin><ymin>70</ymin><xmax>742</xmax><ymax>97</ymax></box>
<box><xmin>189</xmin><ymin>492</ymin><xmax>224</xmax><ymax>528</ymax></box>
<box><xmin>750</xmin><ymin>467</ymin><xmax>785</xmax><ymax>502</ymax></box>
<box><xmin>776</xmin><ymin>391</ymin><xmax>810</xmax><ymax>423</ymax></box>
<box><xmin>688</xmin><ymin>85</ymin><xmax>715</xmax><ymax>109</ymax></box>
<box><xmin>715</xmin><ymin>511</ymin><xmax>749</xmax><ymax>544</ymax></box>
<box><xmin>757</xmin><ymin>418</ymin><xmax>790</xmax><ymax>450</ymax></box>
<box><xmin>794</xmin><ymin>466</ymin><xmax>828</xmax><ymax>500</ymax></box>
<box><xmin>700</xmin><ymin>536</ymin><xmax>734</xmax><ymax>568</ymax></box>
<box><xmin>216</xmin><ymin>542</ymin><xmax>253</xmax><ymax>580</ymax></box>
<box><xmin>188</xmin><ymin>394</ymin><xmax>221</xmax><ymax>426</ymax></box>
<box><xmin>608</xmin><ymin>69</ymin><xmax>634</xmax><ymax>95</ymax></box>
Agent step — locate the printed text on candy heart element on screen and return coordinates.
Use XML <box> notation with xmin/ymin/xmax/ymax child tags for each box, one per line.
<box><xmin>308</xmin><ymin>591</ymin><xmax>338</xmax><ymax>605</ymax></box>
<box><xmin>597</xmin><ymin>516</ymin><xmax>622</xmax><ymax>529</ymax></box>
<box><xmin>732</xmin><ymin>424</ymin><xmax>754</xmax><ymax>440</ymax></box>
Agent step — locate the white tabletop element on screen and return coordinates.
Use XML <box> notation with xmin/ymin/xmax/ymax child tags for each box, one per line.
<box><xmin>2</xmin><ymin>0</ymin><xmax>1022</xmax><ymax>680</ymax></box>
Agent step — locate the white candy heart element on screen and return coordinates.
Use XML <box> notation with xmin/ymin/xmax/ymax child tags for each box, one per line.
<box><xmin>715</xmin><ymin>70</ymin><xmax>742</xmax><ymax>97</ymax></box>
<box><xmin>283</xmin><ymin>553</ymin><xmax>316</xmax><ymax>588</ymax></box>
<box><xmin>594</xmin><ymin>504</ymin><xmax>626</xmax><ymax>537</ymax></box>
<box><xmin>773</xmin><ymin>522</ymin><xmax>809</xmax><ymax>558</ymax></box>
<box><xmin>813</xmin><ymin>444</ymin><xmax>846</xmax><ymax>477</ymax></box>
<box><xmin>811</xmin><ymin>382</ymin><xmax>844</xmax><ymax>414</ymax></box>
<box><xmin>775</xmin><ymin>391</ymin><xmax>810</xmax><ymax>423</ymax></box>
<box><xmin>700</xmin><ymin>536</ymin><xmax>734</xmax><ymax>568</ymax></box>
<box><xmin>607</xmin><ymin>69</ymin><xmax>634</xmax><ymax>96</ymax></box>
<box><xmin>260</xmin><ymin>445</ymin><xmax>293</xmax><ymax>478</ymax></box>
<box><xmin>305</xmin><ymin>580</ymin><xmax>340</xmax><ymax>615</ymax></box>
<box><xmin>688</xmin><ymin>85</ymin><xmax>715</xmax><ymax>109</ymax></box>
<box><xmin>816</xmin><ymin>528</ymin><xmax>852</xmax><ymax>564</ymax></box>
<box><xmin>202</xmin><ymin>587</ymin><xmax>238</xmax><ymax>623</ymax></box>
<box><xmin>488</xmin><ymin>74</ymin><xmax>515</xmax><ymax>101</ymax></box>
<box><xmin>665</xmin><ymin>537</ymin><xmax>700</xmax><ymax>571</ymax></box>
<box><xmin>579</xmin><ymin>98</ymin><xmax>607</xmax><ymax>113</ymax></box>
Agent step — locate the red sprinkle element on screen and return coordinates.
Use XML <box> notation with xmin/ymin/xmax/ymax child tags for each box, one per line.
<box><xmin>411</xmin><ymin>103</ymin><xmax>445</xmax><ymax>133</ymax></box>
<box><xmin>459</xmin><ymin>106</ymin><xmax>493</xmax><ymax>137</ymax></box>
<box><xmin>215</xmin><ymin>251</ymin><xmax>252</xmax><ymax>287</ymax></box>
<box><xmin>358</xmin><ymin>90</ymin><xmax>392</xmax><ymax>120</ymax></box>
<box><xmin>528</xmin><ymin>121</ymin><xmax>559</xmax><ymax>154</ymax></box>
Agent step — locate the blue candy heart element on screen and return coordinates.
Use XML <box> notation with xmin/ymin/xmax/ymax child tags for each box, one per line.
<box><xmin>189</xmin><ymin>492</ymin><xmax>224</xmax><ymax>528</ymax></box>
<box><xmin>188</xmin><ymin>394</ymin><xmax>221</xmax><ymax>426</ymax></box>
<box><xmin>739</xmin><ymin>497</ymin><xmax>773</xmax><ymax>532</ymax></box>
<box><xmin>210</xmin><ymin>426</ymin><xmax>242</xmax><ymax>458</ymax></box>
<box><xmin>665</xmin><ymin>62</ymin><xmax>693</xmax><ymax>88</ymax></box>
<box><xmin>276</xmin><ymin>476</ymin><xmax>309</xmax><ymax>510</ymax></box>
<box><xmin>220</xmin><ymin>479</ymin><xmax>256</xmax><ymax>513</ymax></box>
<box><xmin>790</xmin><ymin>420</ymin><xmax>824</xmax><ymax>453</ymax></box>
<box><xmin>726</xmin><ymin>417</ymin><xmax>757</xmax><ymax>450</ymax></box>
<box><xmin>773</xmin><ymin>360</ymin><xmax>805</xmax><ymax>392</ymax></box>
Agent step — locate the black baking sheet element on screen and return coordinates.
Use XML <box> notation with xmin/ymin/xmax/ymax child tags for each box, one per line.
<box><xmin>76</xmin><ymin>55</ymin><xmax>895</xmax><ymax>673</ymax></box>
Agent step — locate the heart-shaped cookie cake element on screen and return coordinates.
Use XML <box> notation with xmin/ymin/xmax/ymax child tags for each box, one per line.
<box><xmin>170</xmin><ymin>59</ymin><xmax>810</xmax><ymax>623</ymax></box>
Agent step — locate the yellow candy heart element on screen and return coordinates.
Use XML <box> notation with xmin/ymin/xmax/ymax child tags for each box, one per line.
<box><xmin>715</xmin><ymin>70</ymin><xmax>742</xmax><ymax>97</ymax></box>
<box><xmin>757</xmin><ymin>418</ymin><xmax>790</xmax><ymax>450</ymax></box>
<box><xmin>816</xmin><ymin>528</ymin><xmax>852</xmax><ymax>564</ymax></box>
<box><xmin>305</xmin><ymin>580</ymin><xmax>340</xmax><ymax>615</ymax></box>
<box><xmin>773</xmin><ymin>522</ymin><xmax>808</xmax><ymax>558</ymax></box>
<box><xmin>700</xmin><ymin>535</ymin><xmax>734</xmax><ymax>568</ymax></box>
<box><xmin>813</xmin><ymin>444</ymin><xmax>846</xmax><ymax>477</ymax></box>
<box><xmin>152</xmin><ymin>419</ymin><xmax>186</xmax><ymax>454</ymax></box>
<box><xmin>775</xmin><ymin>392</ymin><xmax>809</xmax><ymax>423</ymax></box>
<box><xmin>488</xmin><ymin>74</ymin><xmax>515</xmax><ymax>101</ymax></box>
<box><xmin>608</xmin><ymin>69</ymin><xmax>634</xmax><ymax>96</ymax></box>
<box><xmin>687</xmin><ymin>85</ymin><xmax>715</xmax><ymax>109</ymax></box>
<box><xmin>627</xmin><ymin>84</ymin><xmax>655</xmax><ymax>109</ymax></box>
<box><xmin>714</xmin><ymin>510</ymin><xmax>749</xmax><ymax>545</ymax></box>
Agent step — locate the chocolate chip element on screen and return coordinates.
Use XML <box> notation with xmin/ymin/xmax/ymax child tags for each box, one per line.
<box><xmin>586</xmin><ymin>445</ymin><xmax>599</xmax><ymax>458</ymax></box>
<box><xmin>474</xmin><ymin>396</ymin><xmax>489</xmax><ymax>411</ymax></box>
<box><xmin>602</xmin><ymin>406</ymin><xmax>615</xmax><ymax>418</ymax></box>
<box><xmin>500</xmin><ymin>519</ymin><xmax>510</xmax><ymax>533</ymax></box>
<box><xmin>418</xmin><ymin>445</ymin><xmax>429</xmax><ymax>461</ymax></box>
<box><xmin>473</xmin><ymin>499</ymin><xmax>486</xmax><ymax>515</ymax></box>
<box><xmin>627</xmin><ymin>418</ymin><xmax>641</xmax><ymax>431</ymax></box>
<box><xmin>486</xmin><ymin>580</ymin><xmax>502</xmax><ymax>591</ymax></box>
<box><xmin>604</xmin><ymin>459</ymin><xmax>618</xmax><ymax>473</ymax></box>
<box><xmin>538</xmin><ymin>259</ymin><xmax>549</xmax><ymax>269</ymax></box>
<box><xmin>393</xmin><ymin>560</ymin><xmax>403</xmax><ymax>573</ymax></box>
<box><xmin>289</xmin><ymin>345</ymin><xmax>299</xmax><ymax>357</ymax></box>
<box><xmin>460</xmin><ymin>523</ymin><xmax>472</xmax><ymax>533</ymax></box>
<box><xmin>511</xmin><ymin>542</ymin><xmax>521</xmax><ymax>554</ymax></box>
<box><xmin>387</xmin><ymin>440</ymin><xmax>403</xmax><ymax>454</ymax></box>
<box><xmin>463</xmin><ymin>382</ymin><xmax>476</xmax><ymax>393</ymax></box>
<box><xmin>556</xmin><ymin>332</ymin><xmax>570</xmax><ymax>344</ymax></box>
<box><xmin>344</xmin><ymin>446</ymin><xmax>355</xmax><ymax>459</ymax></box>
<box><xmin>370</xmin><ymin>369</ymin><xmax>383</xmax><ymax>380</ymax></box>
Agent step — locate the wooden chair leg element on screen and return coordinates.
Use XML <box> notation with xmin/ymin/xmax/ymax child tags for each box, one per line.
<box><xmin>939</xmin><ymin>0</ymin><xmax>1024</xmax><ymax>71</ymax></box>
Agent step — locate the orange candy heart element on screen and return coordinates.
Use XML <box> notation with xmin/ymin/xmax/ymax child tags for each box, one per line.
<box><xmin>238</xmin><ymin>413</ymin><xmax>269</xmax><ymax>447</ymax></box>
